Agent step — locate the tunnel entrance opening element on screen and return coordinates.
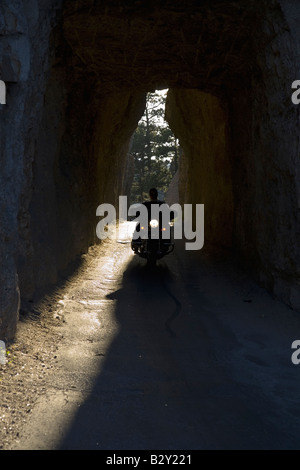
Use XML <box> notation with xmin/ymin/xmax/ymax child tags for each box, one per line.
<box><xmin>2</xmin><ymin>0</ymin><xmax>300</xmax><ymax>340</ymax></box>
<box><xmin>129</xmin><ymin>89</ymin><xmax>180</xmax><ymax>206</ymax></box>
<box><xmin>51</xmin><ymin>0</ymin><xmax>300</xmax><ymax>313</ymax></box>
<box><xmin>20</xmin><ymin>2</ymin><xmax>300</xmax><ymax>311</ymax></box>
<box><xmin>126</xmin><ymin>86</ymin><xmax>234</xmax><ymax>249</ymax></box>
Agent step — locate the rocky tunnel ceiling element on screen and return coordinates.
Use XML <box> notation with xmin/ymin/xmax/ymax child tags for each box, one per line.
<box><xmin>61</xmin><ymin>0</ymin><xmax>269</xmax><ymax>94</ymax></box>
<box><xmin>1</xmin><ymin>0</ymin><xmax>300</xmax><ymax>339</ymax></box>
<box><xmin>53</xmin><ymin>0</ymin><xmax>300</xmax><ymax>315</ymax></box>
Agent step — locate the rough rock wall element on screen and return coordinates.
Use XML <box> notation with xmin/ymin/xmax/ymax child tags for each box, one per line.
<box><xmin>0</xmin><ymin>0</ymin><xmax>62</xmax><ymax>338</ymax></box>
<box><xmin>165</xmin><ymin>170</ymin><xmax>180</xmax><ymax>207</ymax></box>
<box><xmin>229</xmin><ymin>7</ymin><xmax>300</xmax><ymax>309</ymax></box>
<box><xmin>19</xmin><ymin>64</ymin><xmax>146</xmax><ymax>304</ymax></box>
<box><xmin>166</xmin><ymin>89</ymin><xmax>234</xmax><ymax>248</ymax></box>
<box><xmin>1</xmin><ymin>0</ymin><xmax>300</xmax><ymax>339</ymax></box>
<box><xmin>165</xmin><ymin>6</ymin><xmax>300</xmax><ymax>310</ymax></box>
<box><xmin>0</xmin><ymin>1</ymin><xmax>146</xmax><ymax>338</ymax></box>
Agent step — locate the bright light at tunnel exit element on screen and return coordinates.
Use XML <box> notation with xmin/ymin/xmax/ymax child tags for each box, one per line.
<box><xmin>96</xmin><ymin>196</ymin><xmax>204</xmax><ymax>251</ymax></box>
<box><xmin>138</xmin><ymin>88</ymin><xmax>169</xmax><ymax>128</ymax></box>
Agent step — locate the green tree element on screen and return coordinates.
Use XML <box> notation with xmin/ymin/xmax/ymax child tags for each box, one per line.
<box><xmin>129</xmin><ymin>91</ymin><xmax>179</xmax><ymax>204</ymax></box>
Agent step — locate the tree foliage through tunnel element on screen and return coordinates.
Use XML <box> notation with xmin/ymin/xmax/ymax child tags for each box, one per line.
<box><xmin>129</xmin><ymin>90</ymin><xmax>180</xmax><ymax>204</ymax></box>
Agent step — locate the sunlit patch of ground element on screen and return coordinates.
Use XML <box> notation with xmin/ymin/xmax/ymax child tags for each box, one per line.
<box><xmin>0</xmin><ymin>224</ymin><xmax>134</xmax><ymax>449</ymax></box>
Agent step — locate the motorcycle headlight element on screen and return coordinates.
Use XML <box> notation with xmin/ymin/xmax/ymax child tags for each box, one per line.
<box><xmin>150</xmin><ymin>219</ymin><xmax>159</xmax><ymax>228</ymax></box>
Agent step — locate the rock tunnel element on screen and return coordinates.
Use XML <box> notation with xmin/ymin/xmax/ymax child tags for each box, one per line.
<box><xmin>1</xmin><ymin>0</ymin><xmax>300</xmax><ymax>339</ymax></box>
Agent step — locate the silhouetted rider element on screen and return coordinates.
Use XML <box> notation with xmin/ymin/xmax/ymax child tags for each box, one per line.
<box><xmin>131</xmin><ymin>188</ymin><xmax>175</xmax><ymax>252</ymax></box>
<box><xmin>144</xmin><ymin>188</ymin><xmax>164</xmax><ymax>215</ymax></box>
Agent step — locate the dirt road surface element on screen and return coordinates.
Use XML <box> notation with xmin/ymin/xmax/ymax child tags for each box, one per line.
<box><xmin>1</xmin><ymin>223</ymin><xmax>300</xmax><ymax>450</ymax></box>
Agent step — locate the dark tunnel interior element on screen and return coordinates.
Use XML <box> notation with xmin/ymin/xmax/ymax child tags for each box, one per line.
<box><xmin>1</xmin><ymin>0</ymin><xmax>300</xmax><ymax>338</ymax></box>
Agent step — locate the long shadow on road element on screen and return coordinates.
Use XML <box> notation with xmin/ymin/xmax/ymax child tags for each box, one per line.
<box><xmin>58</xmin><ymin>249</ymin><xmax>300</xmax><ymax>450</ymax></box>
<box><xmin>58</xmin><ymin>258</ymin><xmax>200</xmax><ymax>450</ymax></box>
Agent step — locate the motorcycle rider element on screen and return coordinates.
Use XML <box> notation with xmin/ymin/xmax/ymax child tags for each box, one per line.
<box><xmin>131</xmin><ymin>188</ymin><xmax>174</xmax><ymax>253</ymax></box>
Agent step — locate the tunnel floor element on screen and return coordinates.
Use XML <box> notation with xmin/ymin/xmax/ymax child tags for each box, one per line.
<box><xmin>1</xmin><ymin>223</ymin><xmax>300</xmax><ymax>450</ymax></box>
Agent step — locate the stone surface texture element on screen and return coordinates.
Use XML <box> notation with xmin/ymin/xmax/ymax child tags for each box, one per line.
<box><xmin>1</xmin><ymin>0</ymin><xmax>300</xmax><ymax>338</ymax></box>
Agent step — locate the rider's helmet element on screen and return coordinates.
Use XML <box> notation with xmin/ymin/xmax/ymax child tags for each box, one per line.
<box><xmin>149</xmin><ymin>188</ymin><xmax>158</xmax><ymax>200</ymax></box>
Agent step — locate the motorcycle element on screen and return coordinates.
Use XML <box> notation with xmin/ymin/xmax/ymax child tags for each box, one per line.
<box><xmin>131</xmin><ymin>217</ymin><xmax>175</xmax><ymax>267</ymax></box>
